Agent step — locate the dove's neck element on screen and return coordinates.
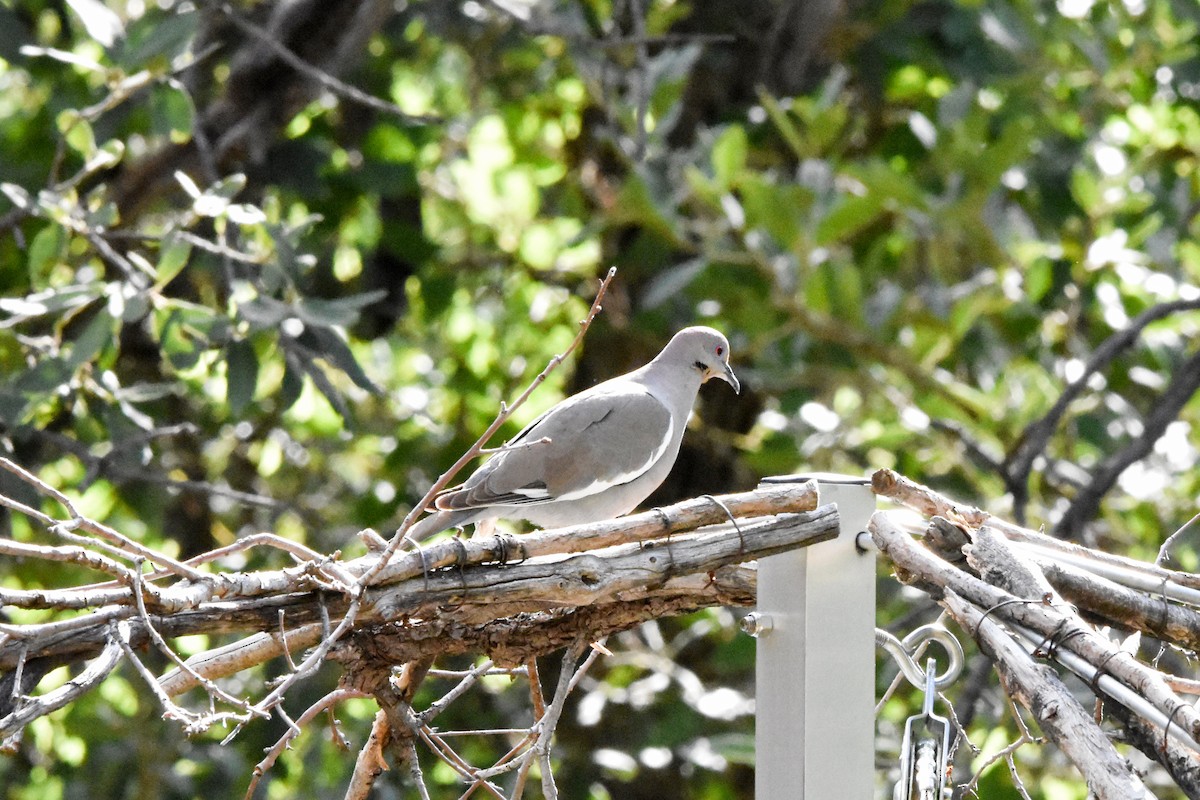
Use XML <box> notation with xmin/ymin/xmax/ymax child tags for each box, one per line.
<box><xmin>634</xmin><ymin>358</ymin><xmax>704</xmax><ymax>418</ymax></box>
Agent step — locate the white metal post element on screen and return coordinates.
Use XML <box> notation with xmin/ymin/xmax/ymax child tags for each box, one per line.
<box><xmin>752</xmin><ymin>476</ymin><xmax>877</xmax><ymax>799</ymax></box>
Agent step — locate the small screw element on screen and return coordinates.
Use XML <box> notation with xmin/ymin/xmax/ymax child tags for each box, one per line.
<box><xmin>740</xmin><ymin>611</ymin><xmax>773</xmax><ymax>638</ymax></box>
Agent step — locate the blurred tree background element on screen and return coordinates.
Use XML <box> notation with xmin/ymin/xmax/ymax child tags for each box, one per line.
<box><xmin>1</xmin><ymin>0</ymin><xmax>1199</xmax><ymax>797</ymax></box>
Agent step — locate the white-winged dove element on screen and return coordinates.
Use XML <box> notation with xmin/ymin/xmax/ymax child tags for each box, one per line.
<box><xmin>405</xmin><ymin>326</ymin><xmax>739</xmax><ymax>542</ymax></box>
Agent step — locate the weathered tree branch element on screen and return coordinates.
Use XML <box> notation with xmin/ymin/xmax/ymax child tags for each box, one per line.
<box><xmin>1105</xmin><ymin>698</ymin><xmax>1200</xmax><ymax>797</ymax></box>
<box><xmin>0</xmin><ymin>475</ymin><xmax>827</xmax><ymax>747</ymax></box>
<box><xmin>336</xmin><ymin>564</ymin><xmax>756</xmax><ymax>672</ymax></box>
<box><xmin>1040</xmin><ymin>560</ymin><xmax>1200</xmax><ymax>652</ymax></box>
<box><xmin>942</xmin><ymin>591</ymin><xmax>1153</xmax><ymax>800</ymax></box>
<box><xmin>0</xmin><ymin>486</ymin><xmax>821</xmax><ymax>669</ymax></box>
<box><xmin>1055</xmin><ymin>344</ymin><xmax>1200</xmax><ymax>539</ymax></box>
<box><xmin>1004</xmin><ymin>297</ymin><xmax>1200</xmax><ymax>520</ymax></box>
<box><xmin>871</xmin><ymin>513</ymin><xmax>1200</xmax><ymax>746</ymax></box>
<box><xmin>8</xmin><ymin>457</ymin><xmax>1200</xmax><ymax>798</ymax></box>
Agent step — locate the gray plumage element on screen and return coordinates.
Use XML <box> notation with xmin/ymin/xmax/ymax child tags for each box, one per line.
<box><xmin>405</xmin><ymin>326</ymin><xmax>739</xmax><ymax>542</ymax></box>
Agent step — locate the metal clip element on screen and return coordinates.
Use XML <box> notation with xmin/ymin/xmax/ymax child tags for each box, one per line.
<box><xmin>876</xmin><ymin>624</ymin><xmax>964</xmax><ymax>691</ymax></box>
<box><xmin>894</xmin><ymin>659</ymin><xmax>953</xmax><ymax>800</ymax></box>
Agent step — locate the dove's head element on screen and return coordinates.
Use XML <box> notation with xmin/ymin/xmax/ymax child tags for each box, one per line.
<box><xmin>667</xmin><ymin>326</ymin><xmax>739</xmax><ymax>394</ymax></box>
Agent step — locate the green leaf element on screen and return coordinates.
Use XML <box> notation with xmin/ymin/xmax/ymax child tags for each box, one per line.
<box><xmin>119</xmin><ymin>8</ymin><xmax>197</xmax><ymax>68</ymax></box>
<box><xmin>149</xmin><ymin>82</ymin><xmax>195</xmax><ymax>144</ymax></box>
<box><xmin>225</xmin><ymin>338</ymin><xmax>258</xmax><ymax>415</ymax></box>
<box><xmin>238</xmin><ymin>296</ymin><xmax>291</xmax><ymax>329</ymax></box>
<box><xmin>154</xmin><ymin>302</ymin><xmax>228</xmax><ymax>370</ymax></box>
<box><xmin>278</xmin><ymin>360</ymin><xmax>304</xmax><ymax>412</ymax></box>
<box><xmin>711</xmin><ymin>125</ymin><xmax>747</xmax><ymax>190</ymax></box>
<box><xmin>302</xmin><ymin>358</ymin><xmax>352</xmax><ymax>421</ymax></box>
<box><xmin>27</xmin><ymin>223</ymin><xmax>67</xmax><ymax>280</ymax></box>
<box><xmin>304</xmin><ymin>326</ymin><xmax>381</xmax><ymax>394</ymax></box>
<box><xmin>295</xmin><ymin>290</ymin><xmax>387</xmax><ymax>328</ymax></box>
<box><xmin>57</xmin><ymin>110</ymin><xmax>96</xmax><ymax>158</ymax></box>
<box><xmin>12</xmin><ymin>358</ymin><xmax>74</xmax><ymax>410</ymax></box>
<box><xmin>0</xmin><ymin>284</ymin><xmax>100</xmax><ymax>322</ymax></box>
<box><xmin>65</xmin><ymin>308</ymin><xmax>116</xmax><ymax>371</ymax></box>
<box><xmin>610</xmin><ymin>172</ymin><xmax>685</xmax><ymax>246</ymax></box>
<box><xmin>818</xmin><ymin>261</ymin><xmax>864</xmax><ymax>325</ymax></box>
<box><xmin>155</xmin><ymin>236</ymin><xmax>191</xmax><ymax>288</ymax></box>
<box><xmin>84</xmin><ymin>201</ymin><xmax>119</xmax><ymax>229</ymax></box>
<box><xmin>702</xmin><ymin>733</ymin><xmax>755</xmax><ymax>767</ymax></box>
<box><xmin>757</xmin><ymin>89</ymin><xmax>806</xmax><ymax>159</ymax></box>
<box><xmin>1070</xmin><ymin>167</ymin><xmax>1100</xmax><ymax>213</ymax></box>
<box><xmin>815</xmin><ymin>194</ymin><xmax>884</xmax><ymax>245</ymax></box>
<box><xmin>642</xmin><ymin>258</ymin><xmax>706</xmax><ymax>310</ymax></box>
<box><xmin>88</xmin><ymin>139</ymin><xmax>126</xmax><ymax>171</ymax></box>
<box><xmin>208</xmin><ymin>174</ymin><xmax>247</xmax><ymax>201</ymax></box>
<box><xmin>739</xmin><ymin>175</ymin><xmax>812</xmax><ymax>249</ymax></box>
<box><xmin>1025</xmin><ymin>260</ymin><xmax>1053</xmax><ymax>303</ymax></box>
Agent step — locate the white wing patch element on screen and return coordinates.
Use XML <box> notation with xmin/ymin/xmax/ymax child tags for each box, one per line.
<box><xmin>552</xmin><ymin>415</ymin><xmax>674</xmax><ymax>502</ymax></box>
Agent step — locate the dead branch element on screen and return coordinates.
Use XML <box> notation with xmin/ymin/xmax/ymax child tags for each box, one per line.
<box><xmin>336</xmin><ymin>564</ymin><xmax>756</xmax><ymax>671</ymax></box>
<box><xmin>3</xmin><ymin>480</ymin><xmax>815</xmax><ymax>671</ymax></box>
<box><xmin>11</xmin><ymin>456</ymin><xmax>1200</xmax><ymax>797</ymax></box>
<box><xmin>868</xmin><ymin>469</ymin><xmax>1200</xmax><ymax>798</ymax></box>
<box><xmin>0</xmin><ymin>622</ymin><xmax>125</xmax><ymax>743</ymax></box>
<box><xmin>0</xmin><ymin>499</ymin><xmax>822</xmax><ymax>671</ymax></box>
<box><xmin>0</xmin><ymin>469</ymin><xmax>826</xmax><ymax>753</ymax></box>
<box><xmin>344</xmin><ymin>710</ymin><xmax>393</xmax><ymax>800</ymax></box>
<box><xmin>942</xmin><ymin>591</ymin><xmax>1152</xmax><ymax>800</ymax></box>
<box><xmin>872</xmin><ymin>466</ymin><xmax>1200</xmax><ymax>595</ymax></box>
<box><xmin>871</xmin><ymin>513</ymin><xmax>1200</xmax><ymax>747</ymax></box>
<box><xmin>1040</xmin><ymin>560</ymin><xmax>1200</xmax><ymax>652</ymax></box>
<box><xmin>1105</xmin><ymin>697</ymin><xmax>1200</xmax><ymax>797</ymax></box>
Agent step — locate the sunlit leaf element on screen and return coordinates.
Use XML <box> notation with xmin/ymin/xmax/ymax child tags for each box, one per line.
<box><xmin>26</xmin><ymin>223</ymin><xmax>67</xmax><ymax>279</ymax></box>
<box><xmin>56</xmin><ymin>110</ymin><xmax>96</xmax><ymax>158</ymax></box>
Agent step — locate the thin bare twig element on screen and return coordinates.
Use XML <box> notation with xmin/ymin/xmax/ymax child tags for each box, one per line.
<box><xmin>128</xmin><ymin>562</ymin><xmax>262</xmax><ymax>725</ymax></box>
<box><xmin>0</xmin><ymin>456</ymin><xmax>208</xmax><ymax>582</ymax></box>
<box><xmin>958</xmin><ymin>695</ymin><xmax>1042</xmax><ymax>798</ymax></box>
<box><xmin>216</xmin><ymin>2</ymin><xmax>437</xmax><ymax>125</ymax></box>
<box><xmin>1004</xmin><ymin>298</ymin><xmax>1200</xmax><ymax>519</ymax></box>
<box><xmin>1055</xmin><ymin>344</ymin><xmax>1200</xmax><ymax>540</ymax></box>
<box><xmin>385</xmin><ymin>266</ymin><xmax>617</xmax><ymax>559</ymax></box>
<box><xmin>1157</xmin><ymin>510</ymin><xmax>1200</xmax><ymax>566</ymax></box>
<box><xmin>249</xmin><ymin>269</ymin><xmax>618</xmax><ymax>743</ymax></box>
<box><xmin>246</xmin><ymin>688</ymin><xmax>369</xmax><ymax>798</ymax></box>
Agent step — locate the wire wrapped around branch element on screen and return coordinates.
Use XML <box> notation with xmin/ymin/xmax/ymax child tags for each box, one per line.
<box><xmin>0</xmin><ymin>477</ymin><xmax>827</xmax><ymax>747</ymax></box>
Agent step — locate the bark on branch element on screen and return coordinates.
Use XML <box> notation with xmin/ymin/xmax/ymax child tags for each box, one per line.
<box><xmin>942</xmin><ymin>591</ymin><xmax>1152</xmax><ymax>800</ymax></box>
<box><xmin>870</xmin><ymin>471</ymin><xmax>1200</xmax><ymax>797</ymax></box>
<box><xmin>0</xmin><ymin>478</ymin><xmax>824</xmax><ymax>744</ymax></box>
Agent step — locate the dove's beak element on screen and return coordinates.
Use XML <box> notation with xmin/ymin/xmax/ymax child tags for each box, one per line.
<box><xmin>718</xmin><ymin>362</ymin><xmax>740</xmax><ymax>394</ymax></box>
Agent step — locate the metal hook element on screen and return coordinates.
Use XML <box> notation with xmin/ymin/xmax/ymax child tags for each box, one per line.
<box><xmin>922</xmin><ymin>657</ymin><xmax>937</xmax><ymax>717</ymax></box>
<box><xmin>876</xmin><ymin>624</ymin><xmax>964</xmax><ymax>691</ymax></box>
<box><xmin>896</xmin><ymin>656</ymin><xmax>954</xmax><ymax>800</ymax></box>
